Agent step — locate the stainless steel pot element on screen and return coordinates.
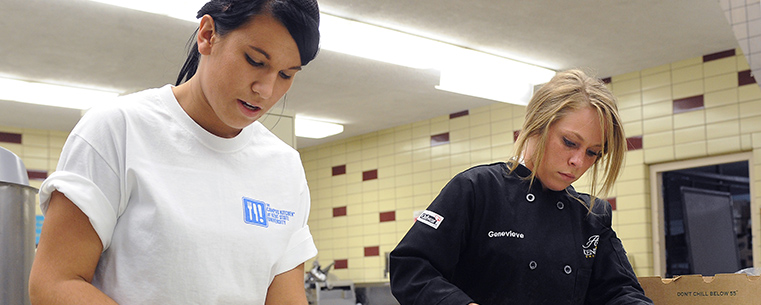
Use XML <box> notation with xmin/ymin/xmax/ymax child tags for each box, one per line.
<box><xmin>0</xmin><ymin>147</ymin><xmax>37</xmax><ymax>305</ymax></box>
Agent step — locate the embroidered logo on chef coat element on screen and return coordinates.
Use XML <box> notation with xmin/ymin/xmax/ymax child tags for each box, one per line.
<box><xmin>583</xmin><ymin>235</ymin><xmax>600</xmax><ymax>258</ymax></box>
<box><xmin>243</xmin><ymin>197</ymin><xmax>295</xmax><ymax>228</ymax></box>
<box><xmin>417</xmin><ymin>210</ymin><xmax>444</xmax><ymax>229</ymax></box>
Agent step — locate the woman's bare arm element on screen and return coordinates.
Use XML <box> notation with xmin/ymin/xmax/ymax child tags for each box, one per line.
<box><xmin>264</xmin><ymin>263</ymin><xmax>308</xmax><ymax>305</ymax></box>
<box><xmin>29</xmin><ymin>191</ymin><xmax>117</xmax><ymax>305</ymax></box>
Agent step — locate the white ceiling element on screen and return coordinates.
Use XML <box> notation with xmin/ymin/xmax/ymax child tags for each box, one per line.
<box><xmin>0</xmin><ymin>0</ymin><xmax>739</xmax><ymax>148</ymax></box>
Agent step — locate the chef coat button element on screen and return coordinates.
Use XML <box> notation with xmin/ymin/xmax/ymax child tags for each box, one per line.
<box><xmin>564</xmin><ymin>265</ymin><xmax>572</xmax><ymax>274</ymax></box>
<box><xmin>556</xmin><ymin>201</ymin><xmax>564</xmax><ymax>210</ymax></box>
<box><xmin>526</xmin><ymin>193</ymin><xmax>535</xmax><ymax>202</ymax></box>
<box><xmin>529</xmin><ymin>261</ymin><xmax>537</xmax><ymax>270</ymax></box>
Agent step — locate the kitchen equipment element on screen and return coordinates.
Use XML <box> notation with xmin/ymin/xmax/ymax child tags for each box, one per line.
<box><xmin>305</xmin><ymin>260</ymin><xmax>356</xmax><ymax>305</ymax></box>
<box><xmin>0</xmin><ymin>146</ymin><xmax>37</xmax><ymax>305</ymax></box>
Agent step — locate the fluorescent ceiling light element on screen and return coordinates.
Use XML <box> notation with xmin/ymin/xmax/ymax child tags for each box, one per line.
<box><xmin>0</xmin><ymin>76</ymin><xmax>121</xmax><ymax>110</ymax></box>
<box><xmin>89</xmin><ymin>0</ymin><xmax>204</xmax><ymax>21</ymax></box>
<box><xmin>320</xmin><ymin>14</ymin><xmax>556</xmax><ymax>105</ymax></box>
<box><xmin>320</xmin><ymin>14</ymin><xmax>444</xmax><ymax>69</ymax></box>
<box><xmin>295</xmin><ymin>117</ymin><xmax>344</xmax><ymax>139</ymax></box>
<box><xmin>87</xmin><ymin>0</ymin><xmax>556</xmax><ymax>105</ymax></box>
<box><xmin>435</xmin><ymin>49</ymin><xmax>557</xmax><ymax>105</ymax></box>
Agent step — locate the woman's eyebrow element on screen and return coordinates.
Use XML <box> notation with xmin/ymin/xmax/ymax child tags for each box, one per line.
<box><xmin>249</xmin><ymin>46</ymin><xmax>270</xmax><ymax>60</ymax></box>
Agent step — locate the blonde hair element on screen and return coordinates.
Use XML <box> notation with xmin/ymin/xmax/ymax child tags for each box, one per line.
<box><xmin>508</xmin><ymin>69</ymin><xmax>625</xmax><ymax>211</ymax></box>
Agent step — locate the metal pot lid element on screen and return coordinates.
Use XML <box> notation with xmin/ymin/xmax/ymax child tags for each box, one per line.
<box><xmin>0</xmin><ymin>146</ymin><xmax>29</xmax><ymax>186</ymax></box>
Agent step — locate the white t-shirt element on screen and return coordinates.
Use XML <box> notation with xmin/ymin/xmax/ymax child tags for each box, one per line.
<box><xmin>39</xmin><ymin>85</ymin><xmax>317</xmax><ymax>304</ymax></box>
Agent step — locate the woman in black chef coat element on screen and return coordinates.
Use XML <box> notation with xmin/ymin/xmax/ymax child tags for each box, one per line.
<box><xmin>389</xmin><ymin>69</ymin><xmax>653</xmax><ymax>305</ymax></box>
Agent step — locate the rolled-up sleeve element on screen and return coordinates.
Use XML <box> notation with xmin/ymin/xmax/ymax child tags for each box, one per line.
<box><xmin>40</xmin><ymin>171</ymin><xmax>118</xmax><ymax>250</ymax></box>
<box><xmin>272</xmin><ymin>183</ymin><xmax>318</xmax><ymax>276</ymax></box>
<box><xmin>39</xmin><ymin>108</ymin><xmax>125</xmax><ymax>252</ymax></box>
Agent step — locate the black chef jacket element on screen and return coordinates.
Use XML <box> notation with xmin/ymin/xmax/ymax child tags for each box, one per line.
<box><xmin>390</xmin><ymin>162</ymin><xmax>652</xmax><ymax>305</ymax></box>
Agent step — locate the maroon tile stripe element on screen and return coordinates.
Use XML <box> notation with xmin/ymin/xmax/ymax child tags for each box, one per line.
<box><xmin>702</xmin><ymin>49</ymin><xmax>735</xmax><ymax>62</ymax></box>
<box><xmin>334</xmin><ymin>259</ymin><xmax>348</xmax><ymax>269</ymax></box>
<box><xmin>601</xmin><ymin>77</ymin><xmax>612</xmax><ymax>84</ymax></box>
<box><xmin>333</xmin><ymin>206</ymin><xmax>347</xmax><ymax>217</ymax></box>
<box><xmin>0</xmin><ymin>132</ymin><xmax>22</xmax><ymax>144</ymax></box>
<box><xmin>672</xmin><ymin>95</ymin><xmax>704</xmax><ymax>114</ymax></box>
<box><xmin>362</xmin><ymin>169</ymin><xmax>378</xmax><ymax>181</ymax></box>
<box><xmin>626</xmin><ymin>136</ymin><xmax>643</xmax><ymax>151</ymax></box>
<box><xmin>738</xmin><ymin>70</ymin><xmax>756</xmax><ymax>87</ymax></box>
<box><xmin>364</xmin><ymin>246</ymin><xmax>380</xmax><ymax>257</ymax></box>
<box><xmin>449</xmin><ymin>110</ymin><xmax>469</xmax><ymax>119</ymax></box>
<box><xmin>332</xmin><ymin>165</ymin><xmax>346</xmax><ymax>176</ymax></box>
<box><xmin>606</xmin><ymin>197</ymin><xmax>617</xmax><ymax>211</ymax></box>
<box><xmin>27</xmin><ymin>170</ymin><xmax>48</xmax><ymax>180</ymax></box>
<box><xmin>379</xmin><ymin>211</ymin><xmax>396</xmax><ymax>222</ymax></box>
<box><xmin>430</xmin><ymin>132</ymin><xmax>450</xmax><ymax>146</ymax></box>
<box><xmin>513</xmin><ymin>130</ymin><xmax>521</xmax><ymax>142</ymax></box>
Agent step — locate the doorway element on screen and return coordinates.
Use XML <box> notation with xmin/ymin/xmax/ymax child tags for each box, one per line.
<box><xmin>650</xmin><ymin>152</ymin><xmax>756</xmax><ymax>277</ymax></box>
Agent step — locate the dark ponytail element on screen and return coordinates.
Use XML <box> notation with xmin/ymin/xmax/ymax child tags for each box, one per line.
<box><xmin>175</xmin><ymin>0</ymin><xmax>321</xmax><ymax>86</ymax></box>
<box><xmin>175</xmin><ymin>36</ymin><xmax>202</xmax><ymax>86</ymax></box>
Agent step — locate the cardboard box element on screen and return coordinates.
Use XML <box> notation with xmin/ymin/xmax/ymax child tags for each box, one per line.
<box><xmin>638</xmin><ymin>273</ymin><xmax>761</xmax><ymax>304</ymax></box>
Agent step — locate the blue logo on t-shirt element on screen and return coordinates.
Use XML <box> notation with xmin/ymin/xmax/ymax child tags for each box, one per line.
<box><xmin>243</xmin><ymin>197</ymin><xmax>268</xmax><ymax>227</ymax></box>
<box><xmin>243</xmin><ymin>197</ymin><xmax>296</xmax><ymax>228</ymax></box>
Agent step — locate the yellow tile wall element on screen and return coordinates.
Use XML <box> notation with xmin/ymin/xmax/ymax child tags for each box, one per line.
<box><xmin>606</xmin><ymin>49</ymin><xmax>761</xmax><ymax>275</ymax></box>
<box><xmin>301</xmin><ymin>49</ymin><xmax>761</xmax><ymax>282</ymax></box>
<box><xmin>301</xmin><ymin>102</ymin><xmax>527</xmax><ymax>282</ymax></box>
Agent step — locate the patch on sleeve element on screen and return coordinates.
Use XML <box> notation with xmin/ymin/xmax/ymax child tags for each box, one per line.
<box><xmin>417</xmin><ymin>210</ymin><xmax>444</xmax><ymax>229</ymax></box>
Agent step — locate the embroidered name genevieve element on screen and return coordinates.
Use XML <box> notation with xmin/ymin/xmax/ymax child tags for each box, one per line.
<box><xmin>488</xmin><ymin>230</ymin><xmax>525</xmax><ymax>239</ymax></box>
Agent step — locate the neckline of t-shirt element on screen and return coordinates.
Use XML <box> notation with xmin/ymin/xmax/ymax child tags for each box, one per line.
<box><xmin>159</xmin><ymin>84</ymin><xmax>253</xmax><ymax>153</ymax></box>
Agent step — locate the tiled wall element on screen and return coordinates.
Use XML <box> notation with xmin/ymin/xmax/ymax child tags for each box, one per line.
<box><xmin>0</xmin><ymin>127</ymin><xmax>68</xmax><ymax>215</ymax></box>
<box><xmin>300</xmin><ymin>105</ymin><xmax>528</xmax><ymax>282</ymax></box>
<box><xmin>300</xmin><ymin>48</ymin><xmax>761</xmax><ymax>283</ymax></box>
<box><xmin>608</xmin><ymin>48</ymin><xmax>761</xmax><ymax>277</ymax></box>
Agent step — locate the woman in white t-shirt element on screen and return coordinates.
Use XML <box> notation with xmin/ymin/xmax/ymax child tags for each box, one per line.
<box><xmin>29</xmin><ymin>1</ymin><xmax>321</xmax><ymax>304</ymax></box>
